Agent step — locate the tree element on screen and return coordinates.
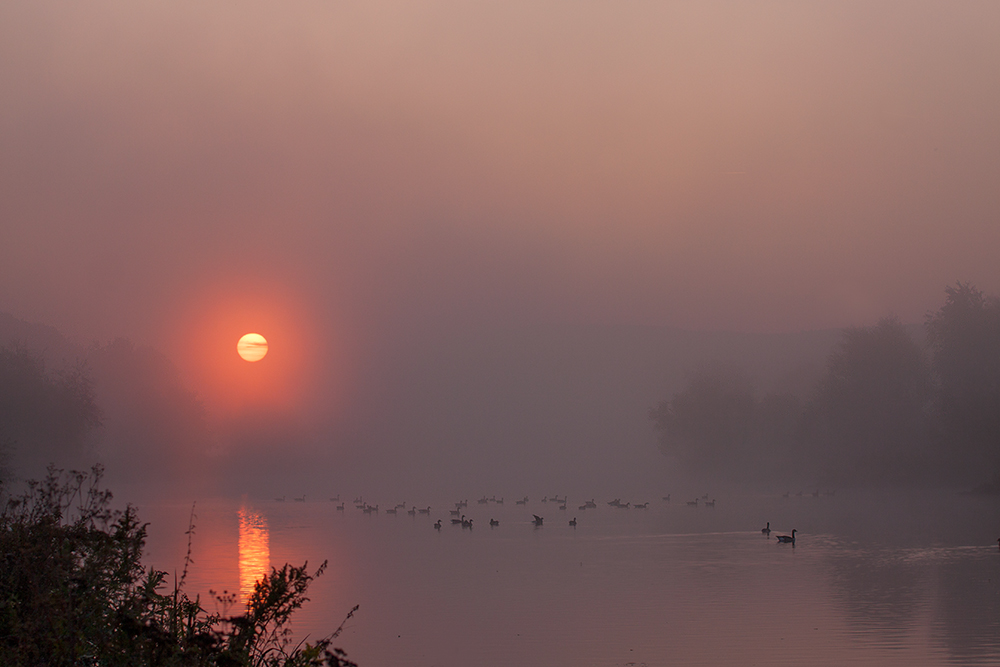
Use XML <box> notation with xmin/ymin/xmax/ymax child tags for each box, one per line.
<box><xmin>805</xmin><ymin>316</ymin><xmax>932</xmax><ymax>485</ymax></box>
<box><xmin>926</xmin><ymin>283</ymin><xmax>1000</xmax><ymax>488</ymax></box>
<box><xmin>0</xmin><ymin>344</ymin><xmax>101</xmax><ymax>480</ymax></box>
<box><xmin>649</xmin><ymin>365</ymin><xmax>757</xmax><ymax>478</ymax></box>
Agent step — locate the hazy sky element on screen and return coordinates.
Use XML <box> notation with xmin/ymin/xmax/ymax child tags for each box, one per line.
<box><xmin>2</xmin><ymin>1</ymin><xmax>999</xmax><ymax>417</ymax></box>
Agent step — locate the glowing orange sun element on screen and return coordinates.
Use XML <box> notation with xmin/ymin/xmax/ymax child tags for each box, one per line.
<box><xmin>237</xmin><ymin>333</ymin><xmax>268</xmax><ymax>362</ymax></box>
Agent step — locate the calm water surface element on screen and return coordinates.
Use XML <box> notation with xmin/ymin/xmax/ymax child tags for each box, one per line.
<box><xmin>141</xmin><ymin>491</ymin><xmax>1000</xmax><ymax>666</ymax></box>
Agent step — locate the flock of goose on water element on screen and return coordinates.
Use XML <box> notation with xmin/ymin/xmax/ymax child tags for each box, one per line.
<box><xmin>275</xmin><ymin>493</ymin><xmax>801</xmax><ymax>543</ymax></box>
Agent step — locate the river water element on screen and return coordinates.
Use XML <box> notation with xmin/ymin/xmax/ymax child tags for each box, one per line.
<box><xmin>141</xmin><ymin>489</ymin><xmax>1000</xmax><ymax>666</ymax></box>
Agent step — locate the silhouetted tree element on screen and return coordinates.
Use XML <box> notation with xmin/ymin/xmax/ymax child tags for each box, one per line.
<box><xmin>926</xmin><ymin>283</ymin><xmax>1000</xmax><ymax>489</ymax></box>
<box><xmin>0</xmin><ymin>344</ymin><xmax>100</xmax><ymax>480</ymax></box>
<box><xmin>649</xmin><ymin>366</ymin><xmax>757</xmax><ymax>478</ymax></box>
<box><xmin>804</xmin><ymin>316</ymin><xmax>932</xmax><ymax>485</ymax></box>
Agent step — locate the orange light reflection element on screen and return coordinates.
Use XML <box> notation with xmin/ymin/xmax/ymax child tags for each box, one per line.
<box><xmin>238</xmin><ymin>506</ymin><xmax>270</xmax><ymax>606</ymax></box>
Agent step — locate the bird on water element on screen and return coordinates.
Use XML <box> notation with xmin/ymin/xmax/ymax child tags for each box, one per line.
<box><xmin>761</xmin><ymin>522</ymin><xmax>771</xmax><ymax>535</ymax></box>
<box><xmin>776</xmin><ymin>529</ymin><xmax>797</xmax><ymax>543</ymax></box>
<box><xmin>533</xmin><ymin>515</ymin><xmax>544</xmax><ymax>526</ymax></box>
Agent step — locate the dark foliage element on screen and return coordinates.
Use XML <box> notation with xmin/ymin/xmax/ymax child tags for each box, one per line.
<box><xmin>651</xmin><ymin>285</ymin><xmax>1000</xmax><ymax>489</ymax></box>
<box><xmin>0</xmin><ymin>344</ymin><xmax>101</xmax><ymax>478</ymax></box>
<box><xmin>926</xmin><ymin>282</ymin><xmax>1000</xmax><ymax>489</ymax></box>
<box><xmin>0</xmin><ymin>466</ymin><xmax>358</xmax><ymax>667</ymax></box>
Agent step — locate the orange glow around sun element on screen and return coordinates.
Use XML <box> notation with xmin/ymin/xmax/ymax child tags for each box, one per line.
<box><xmin>163</xmin><ymin>277</ymin><xmax>354</xmax><ymax>420</ymax></box>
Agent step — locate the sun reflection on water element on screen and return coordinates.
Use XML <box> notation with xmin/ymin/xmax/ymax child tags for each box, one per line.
<box><xmin>238</xmin><ymin>506</ymin><xmax>270</xmax><ymax>605</ymax></box>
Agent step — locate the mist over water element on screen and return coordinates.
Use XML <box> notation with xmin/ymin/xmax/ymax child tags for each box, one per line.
<box><xmin>3</xmin><ymin>1</ymin><xmax>1000</xmax><ymax>664</ymax></box>
<box><xmin>141</xmin><ymin>489</ymin><xmax>1000</xmax><ymax>667</ymax></box>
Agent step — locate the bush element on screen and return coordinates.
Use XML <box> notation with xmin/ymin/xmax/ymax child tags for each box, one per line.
<box><xmin>0</xmin><ymin>465</ymin><xmax>357</xmax><ymax>667</ymax></box>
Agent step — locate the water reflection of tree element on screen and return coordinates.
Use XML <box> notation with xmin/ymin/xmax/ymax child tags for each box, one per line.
<box><xmin>931</xmin><ymin>552</ymin><xmax>1000</xmax><ymax>664</ymax></box>
<box><xmin>825</xmin><ymin>549</ymin><xmax>931</xmax><ymax>644</ymax></box>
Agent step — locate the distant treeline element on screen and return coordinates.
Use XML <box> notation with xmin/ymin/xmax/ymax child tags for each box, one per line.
<box><xmin>0</xmin><ymin>337</ymin><xmax>209</xmax><ymax>489</ymax></box>
<box><xmin>650</xmin><ymin>283</ymin><xmax>1000</xmax><ymax>490</ymax></box>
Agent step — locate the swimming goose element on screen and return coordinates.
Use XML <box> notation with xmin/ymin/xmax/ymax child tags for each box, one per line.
<box><xmin>686</xmin><ymin>499</ymin><xmax>698</xmax><ymax>507</ymax></box>
<box><xmin>434</xmin><ymin>519</ymin><xmax>442</xmax><ymax>530</ymax></box>
<box><xmin>451</xmin><ymin>515</ymin><xmax>465</xmax><ymax>525</ymax></box>
<box><xmin>761</xmin><ymin>522</ymin><xmax>770</xmax><ymax>535</ymax></box>
<box><xmin>385</xmin><ymin>507</ymin><xmax>397</xmax><ymax>515</ymax></box>
<box><xmin>418</xmin><ymin>506</ymin><xmax>431</xmax><ymax>514</ymax></box>
<box><xmin>532</xmin><ymin>515</ymin><xmax>544</xmax><ymax>526</ymax></box>
<box><xmin>407</xmin><ymin>507</ymin><xmax>417</xmax><ymax>516</ymax></box>
<box><xmin>662</xmin><ymin>495</ymin><xmax>671</xmax><ymax>502</ymax></box>
<box><xmin>776</xmin><ymin>529</ymin><xmax>797</xmax><ymax>543</ymax></box>
<box><xmin>336</xmin><ymin>503</ymin><xmax>345</xmax><ymax>511</ymax></box>
<box><xmin>490</xmin><ymin>518</ymin><xmax>499</xmax><ymax>527</ymax></box>
<box><xmin>462</xmin><ymin>517</ymin><xmax>473</xmax><ymax>529</ymax></box>
<box><xmin>704</xmin><ymin>499</ymin><xmax>715</xmax><ymax>508</ymax></box>
<box><xmin>634</xmin><ymin>502</ymin><xmax>649</xmax><ymax>509</ymax></box>
<box><xmin>450</xmin><ymin>508</ymin><xmax>461</xmax><ymax>517</ymax></box>
<box><xmin>569</xmin><ymin>517</ymin><xmax>577</xmax><ymax>527</ymax></box>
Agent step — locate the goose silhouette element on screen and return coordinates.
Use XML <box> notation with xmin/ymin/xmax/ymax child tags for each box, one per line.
<box><xmin>532</xmin><ymin>515</ymin><xmax>544</xmax><ymax>526</ymax></box>
<box><xmin>776</xmin><ymin>529</ymin><xmax>797</xmax><ymax>543</ymax></box>
<box><xmin>490</xmin><ymin>518</ymin><xmax>499</xmax><ymax>527</ymax></box>
<box><xmin>761</xmin><ymin>522</ymin><xmax>770</xmax><ymax>535</ymax></box>
<box><xmin>569</xmin><ymin>517</ymin><xmax>577</xmax><ymax>527</ymax></box>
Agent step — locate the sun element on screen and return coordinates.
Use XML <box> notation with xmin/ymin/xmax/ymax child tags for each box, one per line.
<box><xmin>237</xmin><ymin>333</ymin><xmax>268</xmax><ymax>362</ymax></box>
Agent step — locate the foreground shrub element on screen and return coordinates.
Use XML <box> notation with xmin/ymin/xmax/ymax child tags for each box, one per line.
<box><xmin>0</xmin><ymin>465</ymin><xmax>357</xmax><ymax>667</ymax></box>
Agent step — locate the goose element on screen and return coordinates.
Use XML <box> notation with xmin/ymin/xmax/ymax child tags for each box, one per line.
<box><xmin>558</xmin><ymin>503</ymin><xmax>567</xmax><ymax>510</ymax></box>
<box><xmin>450</xmin><ymin>508</ymin><xmax>462</xmax><ymax>517</ymax></box>
<box><xmin>336</xmin><ymin>503</ymin><xmax>345</xmax><ymax>511</ymax></box>
<box><xmin>478</xmin><ymin>497</ymin><xmax>489</xmax><ymax>504</ymax></box>
<box><xmin>686</xmin><ymin>499</ymin><xmax>698</xmax><ymax>507</ymax></box>
<box><xmin>418</xmin><ymin>506</ymin><xmax>432</xmax><ymax>514</ymax></box>
<box><xmin>585</xmin><ymin>499</ymin><xmax>597</xmax><ymax>509</ymax></box>
<box><xmin>434</xmin><ymin>519</ymin><xmax>442</xmax><ymax>530</ymax></box>
<box><xmin>634</xmin><ymin>502</ymin><xmax>649</xmax><ymax>509</ymax></box>
<box><xmin>776</xmin><ymin>529</ymin><xmax>797</xmax><ymax>543</ymax></box>
<box><xmin>608</xmin><ymin>499</ymin><xmax>621</xmax><ymax>507</ymax></box>
<box><xmin>532</xmin><ymin>515</ymin><xmax>544</xmax><ymax>526</ymax></box>
<box><xmin>385</xmin><ymin>507</ymin><xmax>397</xmax><ymax>515</ymax></box>
<box><xmin>496</xmin><ymin>497</ymin><xmax>504</xmax><ymax>505</ymax></box>
<box><xmin>274</xmin><ymin>496</ymin><xmax>286</xmax><ymax>502</ymax></box>
<box><xmin>407</xmin><ymin>507</ymin><xmax>417</xmax><ymax>516</ymax></box>
<box><xmin>578</xmin><ymin>504</ymin><xmax>589</xmax><ymax>510</ymax></box>
<box><xmin>451</xmin><ymin>515</ymin><xmax>465</xmax><ymax>525</ymax></box>
<box><xmin>782</xmin><ymin>492</ymin><xmax>790</xmax><ymax>499</ymax></box>
<box><xmin>489</xmin><ymin>518</ymin><xmax>499</xmax><ymax>527</ymax></box>
<box><xmin>569</xmin><ymin>517</ymin><xmax>577</xmax><ymax>527</ymax></box>
<box><xmin>761</xmin><ymin>522</ymin><xmax>771</xmax><ymax>535</ymax></box>
<box><xmin>461</xmin><ymin>517</ymin><xmax>473</xmax><ymax>529</ymax></box>
<box><xmin>662</xmin><ymin>494</ymin><xmax>671</xmax><ymax>502</ymax></box>
<box><xmin>516</xmin><ymin>497</ymin><xmax>528</xmax><ymax>505</ymax></box>
<box><xmin>704</xmin><ymin>499</ymin><xmax>716</xmax><ymax>508</ymax></box>
<box><xmin>294</xmin><ymin>495</ymin><xmax>306</xmax><ymax>503</ymax></box>
<box><xmin>330</xmin><ymin>495</ymin><xmax>340</xmax><ymax>502</ymax></box>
